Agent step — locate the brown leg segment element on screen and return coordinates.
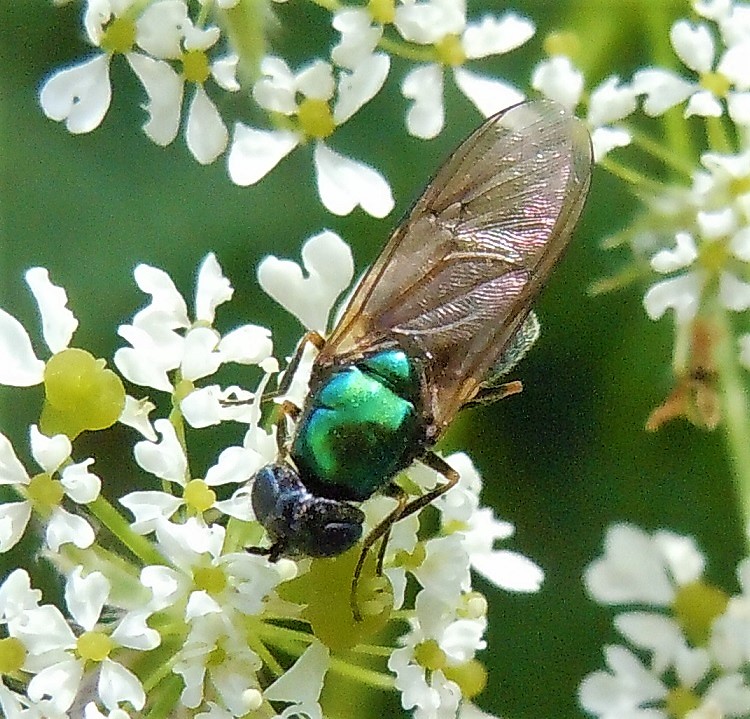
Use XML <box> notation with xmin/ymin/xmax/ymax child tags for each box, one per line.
<box><xmin>350</xmin><ymin>452</ymin><xmax>460</xmax><ymax>621</ymax></box>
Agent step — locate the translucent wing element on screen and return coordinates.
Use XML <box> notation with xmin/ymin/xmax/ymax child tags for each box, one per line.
<box><xmin>317</xmin><ymin>100</ymin><xmax>592</xmax><ymax>434</ymax></box>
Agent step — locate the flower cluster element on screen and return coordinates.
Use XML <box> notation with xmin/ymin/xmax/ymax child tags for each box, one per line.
<box><xmin>40</xmin><ymin>0</ymin><xmax>535</xmax><ymax>217</ymax></box>
<box><xmin>0</xmin><ymin>234</ymin><xmax>542</xmax><ymax>718</ymax></box>
<box><xmin>580</xmin><ymin>524</ymin><xmax>750</xmax><ymax>719</ymax></box>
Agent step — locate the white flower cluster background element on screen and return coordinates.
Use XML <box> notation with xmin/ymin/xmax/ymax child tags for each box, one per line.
<box><xmin>5</xmin><ymin>0</ymin><xmax>750</xmax><ymax>717</ymax></box>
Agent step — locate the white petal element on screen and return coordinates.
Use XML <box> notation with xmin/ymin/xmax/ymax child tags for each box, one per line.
<box><xmin>135</xmin><ymin>0</ymin><xmax>187</xmax><ymax>59</ymax></box>
<box><xmin>0</xmin><ymin>501</ymin><xmax>32</xmax><ymax>552</ymax></box>
<box><xmin>60</xmin><ymin>459</ymin><xmax>101</xmax><ymax>503</ymax></box>
<box><xmin>402</xmin><ymin>64</ymin><xmax>445</xmax><ymax>139</ymax></box>
<box><xmin>331</xmin><ymin>8</ymin><xmax>382</xmax><ymax>69</ymax></box>
<box><xmin>314</xmin><ymin>142</ymin><xmax>394</xmax><ymax>218</ymax></box>
<box><xmin>126</xmin><ymin>52</ymin><xmax>183</xmax><ymax>146</ymax></box>
<box><xmin>0</xmin><ymin>432</ymin><xmax>29</xmax><ymax>486</ymax></box>
<box><xmin>471</xmin><ymin>550</ymin><xmax>544</xmax><ymax>592</ymax></box>
<box><xmin>643</xmin><ymin>272</ymin><xmax>704</xmax><ymax>323</ymax></box>
<box><xmin>30</xmin><ymin>425</ymin><xmax>71</xmax><ymax>474</ymax></box>
<box><xmin>264</xmin><ymin>641</ymin><xmax>329</xmax><ymax>706</ymax></box>
<box><xmin>650</xmin><ymin>232</ymin><xmax>698</xmax><ymax>272</ymax></box>
<box><xmin>134</xmin><ymin>418</ymin><xmax>187</xmax><ymax>483</ymax></box>
<box><xmin>258</xmin><ymin>229</ymin><xmax>354</xmax><ymax>332</ymax></box>
<box><xmin>180</xmin><ymin>386</ymin><xmax>225</xmax><ymax>428</ymax></box>
<box><xmin>591</xmin><ymin>126</ymin><xmax>631</xmax><ymax>162</ymax></box>
<box><xmin>186</xmin><ymin>85</ymin><xmax>228</xmax><ymax>165</ymax></box>
<box><xmin>195</xmin><ymin>253</ymin><xmax>233</xmax><ymax>323</ymax></box>
<box><xmin>685</xmin><ymin>89</ymin><xmax>723</xmax><ymax>117</ymax></box>
<box><xmin>25</xmin><ymin>267</ymin><xmax>78</xmax><ymax>353</ymax></box>
<box><xmin>720</xmin><ymin>272</ymin><xmax>750</xmax><ymax>311</ymax></box>
<box><xmin>114</xmin><ymin>340</ymin><xmax>174</xmax><ymax>392</ymax></box>
<box><xmin>462</xmin><ymin>12</ymin><xmax>535</xmax><ymax>59</ymax></box>
<box><xmin>28</xmin><ymin>659</ymin><xmax>83</xmax><ymax>712</ymax></box>
<box><xmin>718</xmin><ymin>41</ymin><xmax>750</xmax><ymax>90</ymax></box>
<box><xmin>180</xmin><ymin>326</ymin><xmax>222</xmax><ymax>381</ymax></box>
<box><xmin>112</xmin><ymin>611</ymin><xmax>161</xmax><ymax>650</ymax></box>
<box><xmin>453</xmin><ymin>67</ymin><xmax>524</xmax><ymax>117</ymax></box>
<box><xmin>394</xmin><ymin>1</ymin><xmax>464</xmax><ymax>44</ymax></box>
<box><xmin>632</xmin><ymin>68</ymin><xmax>695</xmax><ymax>115</ymax></box>
<box><xmin>588</xmin><ymin>76</ymin><xmax>637</xmax><ymax>126</ymax></box>
<box><xmin>531</xmin><ymin>56</ymin><xmax>583</xmax><ymax>109</ymax></box>
<box><xmin>697</xmin><ymin>207</ymin><xmax>736</xmax><ymax>238</ymax></box>
<box><xmin>670</xmin><ymin>20</ymin><xmax>715</xmax><ymax>73</ymax></box>
<box><xmin>213</xmin><ymin>485</ymin><xmax>256</xmax><ymax>520</ymax></box>
<box><xmin>218</xmin><ymin>324</ymin><xmax>273</xmax><ymax>365</ymax></box>
<box><xmin>0</xmin><ymin>309</ymin><xmax>44</xmax><ymax>386</ymax></box>
<box><xmin>212</xmin><ymin>54</ymin><xmax>240</xmax><ymax>92</ymax></box>
<box><xmin>227</xmin><ymin>124</ymin><xmax>299</xmax><ymax>186</ymax></box>
<box><xmin>39</xmin><ymin>54</ymin><xmax>112</xmax><ymax>134</ymax></box>
<box><xmin>120</xmin><ymin>490</ymin><xmax>183</xmax><ymax>533</ymax></box>
<box><xmin>296</xmin><ymin>59</ymin><xmax>336</xmax><ymax>101</ymax></box>
<box><xmin>119</xmin><ymin>395</ymin><xmax>157</xmax><ymax>440</ymax></box>
<box><xmin>182</xmin><ymin>24</ymin><xmax>220</xmax><ymax>52</ymax></box>
<box><xmin>132</xmin><ymin>262</ymin><xmax>190</xmax><ymax>328</ymax></box>
<box><xmin>205</xmin><ymin>446</ymin><xmax>261</xmax><ymax>486</ymax></box>
<box><xmin>65</xmin><ymin>566</ymin><xmax>108</xmax><ymax>630</ymax></box>
<box><xmin>98</xmin><ymin>658</ymin><xmax>146</xmax><ymax>711</ymax></box>
<box><xmin>252</xmin><ymin>57</ymin><xmax>297</xmax><ymax>113</ymax></box>
<box><xmin>46</xmin><ymin>507</ymin><xmax>95</xmax><ymax>551</ymax></box>
<box><xmin>728</xmin><ymin>91</ymin><xmax>750</xmax><ymax>125</ymax></box>
<box><xmin>333</xmin><ymin>53</ymin><xmax>390</xmax><ymax>125</ymax></box>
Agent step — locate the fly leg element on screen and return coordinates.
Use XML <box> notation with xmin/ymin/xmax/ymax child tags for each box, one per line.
<box><xmin>350</xmin><ymin>453</ymin><xmax>460</xmax><ymax>621</ymax></box>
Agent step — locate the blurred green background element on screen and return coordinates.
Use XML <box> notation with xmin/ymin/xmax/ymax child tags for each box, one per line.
<box><xmin>0</xmin><ymin>1</ymin><xmax>744</xmax><ymax>717</ymax></box>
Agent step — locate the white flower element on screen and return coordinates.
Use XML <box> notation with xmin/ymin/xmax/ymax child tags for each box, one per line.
<box><xmin>0</xmin><ymin>268</ymin><xmax>76</xmax><ymax>387</ymax></box>
<box><xmin>585</xmin><ymin>523</ymin><xmax>705</xmax><ymax>606</ymax></box>
<box><xmin>114</xmin><ymin>253</ymin><xmax>273</xmax><ymax>422</ymax></box>
<box><xmin>398</xmin><ymin>7</ymin><xmax>533</xmax><ymax>138</ymax></box>
<box><xmin>121</xmin><ymin>418</ymin><xmax>268</xmax><ymax>531</ymax></box>
<box><xmin>228</xmin><ymin>55</ymin><xmax>394</xmax><ymax>217</ymax></box>
<box><xmin>40</xmin><ymin>1</ymin><xmax>182</xmax><ymax>134</ymax></box>
<box><xmin>632</xmin><ymin>18</ymin><xmax>750</xmax><ymax>125</ymax></box>
<box><xmin>0</xmin><ymin>426</ymin><xmax>100</xmax><ymax>552</ymax></box>
<box><xmin>8</xmin><ymin>567</ymin><xmax>154</xmax><ymax>714</ymax></box>
<box><xmin>532</xmin><ymin>55</ymin><xmax>636</xmax><ymax>161</ymax></box>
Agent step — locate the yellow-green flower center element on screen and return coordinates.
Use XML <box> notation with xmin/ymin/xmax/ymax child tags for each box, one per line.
<box><xmin>443</xmin><ymin>659</ymin><xmax>487</xmax><ymax>699</ymax></box>
<box><xmin>184</xmin><ymin>479</ymin><xmax>216</xmax><ymax>512</ymax></box>
<box><xmin>414</xmin><ymin>639</ymin><xmax>446</xmax><ymax>671</ymax></box>
<box><xmin>700</xmin><ymin>71</ymin><xmax>731</xmax><ymax>98</ymax></box>
<box><xmin>193</xmin><ymin>565</ymin><xmax>228</xmax><ymax>594</ymax></box>
<box><xmin>697</xmin><ymin>237</ymin><xmax>730</xmax><ymax>274</ymax></box>
<box><xmin>543</xmin><ymin>31</ymin><xmax>581</xmax><ymax>59</ymax></box>
<box><xmin>42</xmin><ymin>348</ymin><xmax>126</xmax><ymax>438</ymax></box>
<box><xmin>435</xmin><ymin>34</ymin><xmax>466</xmax><ymax>67</ymax></box>
<box><xmin>665</xmin><ymin>685</ymin><xmax>701</xmax><ymax>718</ymax></box>
<box><xmin>458</xmin><ymin>591</ymin><xmax>487</xmax><ymax>620</ymax></box>
<box><xmin>77</xmin><ymin>631</ymin><xmax>114</xmax><ymax>662</ymax></box>
<box><xmin>183</xmin><ymin>50</ymin><xmax>211</xmax><ymax>84</ymax></box>
<box><xmin>729</xmin><ymin>174</ymin><xmax>750</xmax><ymax>197</ymax></box>
<box><xmin>297</xmin><ymin>98</ymin><xmax>336</xmax><ymax>139</ymax></box>
<box><xmin>672</xmin><ymin>580</ymin><xmax>728</xmax><ymax>645</ymax></box>
<box><xmin>26</xmin><ymin>472</ymin><xmax>64</xmax><ymax>510</ymax></box>
<box><xmin>0</xmin><ymin>637</ymin><xmax>28</xmax><ymax>673</ymax></box>
<box><xmin>368</xmin><ymin>0</ymin><xmax>395</xmax><ymax>24</ymax></box>
<box><xmin>100</xmin><ymin>17</ymin><xmax>136</xmax><ymax>54</ymax></box>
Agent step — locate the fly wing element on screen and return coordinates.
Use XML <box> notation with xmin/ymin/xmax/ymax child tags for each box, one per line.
<box><xmin>319</xmin><ymin>100</ymin><xmax>592</xmax><ymax>433</ymax></box>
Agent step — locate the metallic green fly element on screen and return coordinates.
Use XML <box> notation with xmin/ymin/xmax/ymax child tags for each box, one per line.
<box><xmin>248</xmin><ymin>99</ymin><xmax>592</xmax><ymax>617</ymax></box>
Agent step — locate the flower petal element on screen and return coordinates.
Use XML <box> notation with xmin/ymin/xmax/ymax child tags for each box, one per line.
<box><xmin>531</xmin><ymin>56</ymin><xmax>584</xmax><ymax>109</ymax></box>
<box><xmin>25</xmin><ymin>267</ymin><xmax>78</xmax><ymax>354</ymax></box>
<box><xmin>462</xmin><ymin>12</ymin><xmax>535</xmax><ymax>59</ymax></box>
<box><xmin>333</xmin><ymin>53</ymin><xmax>390</xmax><ymax>125</ymax></box>
<box><xmin>39</xmin><ymin>54</ymin><xmax>112</xmax><ymax>134</ymax></box>
<box><xmin>227</xmin><ymin>125</ymin><xmax>299</xmax><ymax>186</ymax></box>
<box><xmin>314</xmin><ymin>142</ymin><xmax>394</xmax><ymax>218</ymax></box>
<box><xmin>195</xmin><ymin>253</ymin><xmax>233</xmax><ymax>324</ymax></box>
<box><xmin>47</xmin><ymin>507</ymin><xmax>95</xmax><ymax>551</ymax></box>
<box><xmin>453</xmin><ymin>67</ymin><xmax>524</xmax><ymax>117</ymax></box>
<box><xmin>186</xmin><ymin>85</ymin><xmax>228</xmax><ymax>165</ymax></box>
<box><xmin>402</xmin><ymin>64</ymin><xmax>445</xmax><ymax>139</ymax></box>
<box><xmin>670</xmin><ymin>20</ymin><xmax>715</xmax><ymax>74</ymax></box>
<box><xmin>0</xmin><ymin>309</ymin><xmax>45</xmax><ymax>386</ymax></box>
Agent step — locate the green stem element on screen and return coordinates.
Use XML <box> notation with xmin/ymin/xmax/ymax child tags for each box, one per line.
<box><xmin>87</xmin><ymin>495</ymin><xmax>169</xmax><ymax>566</ymax></box>
<box><xmin>713</xmin><ymin>307</ymin><xmax>750</xmax><ymax>538</ymax></box>
<box><xmin>630</xmin><ymin>128</ymin><xmax>695</xmax><ymax>177</ymax></box>
<box><xmin>328</xmin><ymin>654</ymin><xmax>394</xmax><ymax>690</ymax></box>
<box><xmin>598</xmin><ymin>157</ymin><xmax>664</xmax><ymax>194</ymax></box>
<box><xmin>143</xmin><ymin>673</ymin><xmax>183</xmax><ymax>719</ymax></box>
<box><xmin>705</xmin><ymin>115</ymin><xmax>733</xmax><ymax>154</ymax></box>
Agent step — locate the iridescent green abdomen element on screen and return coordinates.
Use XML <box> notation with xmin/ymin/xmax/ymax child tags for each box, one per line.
<box><xmin>291</xmin><ymin>349</ymin><xmax>422</xmax><ymax>501</ymax></box>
